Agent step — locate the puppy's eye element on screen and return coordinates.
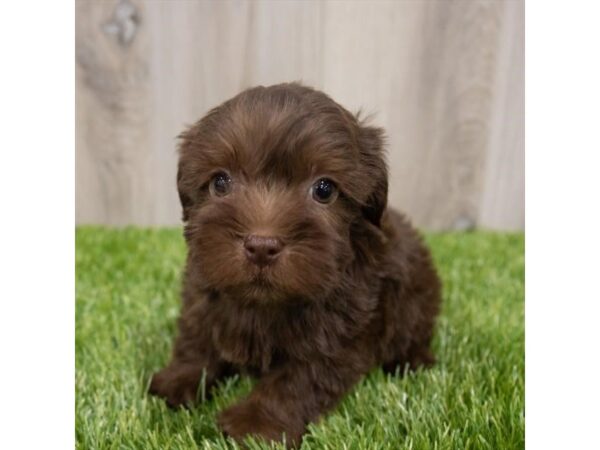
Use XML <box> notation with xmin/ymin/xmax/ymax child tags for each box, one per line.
<box><xmin>311</xmin><ymin>178</ymin><xmax>338</xmax><ymax>204</ymax></box>
<box><xmin>209</xmin><ymin>172</ymin><xmax>233</xmax><ymax>197</ymax></box>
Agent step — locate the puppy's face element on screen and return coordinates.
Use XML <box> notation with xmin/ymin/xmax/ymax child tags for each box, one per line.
<box><xmin>177</xmin><ymin>84</ymin><xmax>387</xmax><ymax>302</ymax></box>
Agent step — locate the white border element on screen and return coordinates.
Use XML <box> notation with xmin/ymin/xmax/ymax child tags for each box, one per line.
<box><xmin>0</xmin><ymin>1</ymin><xmax>74</xmax><ymax>448</ymax></box>
<box><xmin>526</xmin><ymin>0</ymin><xmax>600</xmax><ymax>448</ymax></box>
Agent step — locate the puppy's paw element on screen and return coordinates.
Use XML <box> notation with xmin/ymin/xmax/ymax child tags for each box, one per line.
<box><xmin>148</xmin><ymin>364</ymin><xmax>202</xmax><ymax>408</ymax></box>
<box><xmin>218</xmin><ymin>399</ymin><xmax>302</xmax><ymax>448</ymax></box>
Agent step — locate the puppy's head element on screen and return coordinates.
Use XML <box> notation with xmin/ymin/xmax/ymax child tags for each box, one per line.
<box><xmin>178</xmin><ymin>83</ymin><xmax>387</xmax><ymax>302</ymax></box>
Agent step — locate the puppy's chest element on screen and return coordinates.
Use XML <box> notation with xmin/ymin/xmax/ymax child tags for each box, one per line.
<box><xmin>211</xmin><ymin>302</ymin><xmax>323</xmax><ymax>372</ymax></box>
<box><xmin>210</xmin><ymin>308</ymin><xmax>288</xmax><ymax>372</ymax></box>
<box><xmin>212</xmin><ymin>323</ymin><xmax>274</xmax><ymax>371</ymax></box>
<box><xmin>209</xmin><ymin>300</ymin><xmax>373</xmax><ymax>373</ymax></box>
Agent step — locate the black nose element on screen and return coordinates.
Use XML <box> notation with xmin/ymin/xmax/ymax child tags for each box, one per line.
<box><xmin>244</xmin><ymin>235</ymin><xmax>283</xmax><ymax>267</ymax></box>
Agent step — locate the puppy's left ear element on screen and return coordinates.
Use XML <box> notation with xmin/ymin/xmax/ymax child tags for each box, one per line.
<box><xmin>358</xmin><ymin>124</ymin><xmax>388</xmax><ymax>227</ymax></box>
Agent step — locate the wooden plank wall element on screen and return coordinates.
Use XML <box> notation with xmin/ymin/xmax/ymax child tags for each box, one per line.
<box><xmin>76</xmin><ymin>0</ymin><xmax>524</xmax><ymax>230</ymax></box>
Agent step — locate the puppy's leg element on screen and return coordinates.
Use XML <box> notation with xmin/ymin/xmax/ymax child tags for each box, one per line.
<box><xmin>149</xmin><ymin>302</ymin><xmax>233</xmax><ymax>408</ymax></box>
<box><xmin>381</xmin><ymin>340</ymin><xmax>435</xmax><ymax>375</ymax></box>
<box><xmin>381</xmin><ymin>317</ymin><xmax>437</xmax><ymax>376</ymax></box>
<box><xmin>217</xmin><ymin>358</ymin><xmax>367</xmax><ymax>447</ymax></box>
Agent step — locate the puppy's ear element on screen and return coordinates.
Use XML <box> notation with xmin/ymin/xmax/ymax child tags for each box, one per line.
<box><xmin>358</xmin><ymin>123</ymin><xmax>388</xmax><ymax>227</ymax></box>
<box><xmin>177</xmin><ymin>162</ymin><xmax>193</xmax><ymax>222</ymax></box>
<box><xmin>176</xmin><ymin>126</ymin><xmax>201</xmax><ymax>223</ymax></box>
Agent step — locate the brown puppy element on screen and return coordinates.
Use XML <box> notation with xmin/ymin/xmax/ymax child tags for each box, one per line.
<box><xmin>149</xmin><ymin>83</ymin><xmax>441</xmax><ymax>447</ymax></box>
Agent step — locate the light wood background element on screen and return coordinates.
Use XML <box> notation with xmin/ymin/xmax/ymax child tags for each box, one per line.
<box><xmin>76</xmin><ymin>0</ymin><xmax>524</xmax><ymax>230</ymax></box>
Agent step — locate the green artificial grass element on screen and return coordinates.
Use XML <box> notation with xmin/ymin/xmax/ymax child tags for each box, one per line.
<box><xmin>76</xmin><ymin>228</ymin><xmax>524</xmax><ymax>450</ymax></box>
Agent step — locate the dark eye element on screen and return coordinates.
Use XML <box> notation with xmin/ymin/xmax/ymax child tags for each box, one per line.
<box><xmin>311</xmin><ymin>178</ymin><xmax>338</xmax><ymax>204</ymax></box>
<box><xmin>209</xmin><ymin>172</ymin><xmax>233</xmax><ymax>197</ymax></box>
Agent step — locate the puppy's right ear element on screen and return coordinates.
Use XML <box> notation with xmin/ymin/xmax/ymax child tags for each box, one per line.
<box><xmin>176</xmin><ymin>125</ymin><xmax>201</xmax><ymax>223</ymax></box>
<box><xmin>177</xmin><ymin>162</ymin><xmax>193</xmax><ymax>222</ymax></box>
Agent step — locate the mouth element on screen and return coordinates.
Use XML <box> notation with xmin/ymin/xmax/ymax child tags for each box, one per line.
<box><xmin>250</xmin><ymin>269</ymin><xmax>273</xmax><ymax>287</ymax></box>
<box><xmin>234</xmin><ymin>268</ymin><xmax>283</xmax><ymax>300</ymax></box>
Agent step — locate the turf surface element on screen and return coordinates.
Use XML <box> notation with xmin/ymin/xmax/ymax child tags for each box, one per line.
<box><xmin>75</xmin><ymin>228</ymin><xmax>524</xmax><ymax>449</ymax></box>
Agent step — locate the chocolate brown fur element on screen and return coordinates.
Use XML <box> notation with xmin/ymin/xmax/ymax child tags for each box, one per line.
<box><xmin>149</xmin><ymin>83</ymin><xmax>441</xmax><ymax>447</ymax></box>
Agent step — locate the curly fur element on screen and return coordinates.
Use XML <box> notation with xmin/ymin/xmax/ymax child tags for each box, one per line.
<box><xmin>149</xmin><ymin>83</ymin><xmax>441</xmax><ymax>447</ymax></box>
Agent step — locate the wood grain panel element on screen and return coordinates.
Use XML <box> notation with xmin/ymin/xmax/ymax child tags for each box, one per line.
<box><xmin>478</xmin><ymin>0</ymin><xmax>525</xmax><ymax>230</ymax></box>
<box><xmin>76</xmin><ymin>0</ymin><xmax>154</xmax><ymax>225</ymax></box>
<box><xmin>76</xmin><ymin>0</ymin><xmax>524</xmax><ymax>230</ymax></box>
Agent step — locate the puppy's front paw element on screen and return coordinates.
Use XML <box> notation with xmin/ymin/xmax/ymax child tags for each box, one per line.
<box><xmin>218</xmin><ymin>399</ymin><xmax>302</xmax><ymax>447</ymax></box>
<box><xmin>148</xmin><ymin>363</ymin><xmax>202</xmax><ymax>408</ymax></box>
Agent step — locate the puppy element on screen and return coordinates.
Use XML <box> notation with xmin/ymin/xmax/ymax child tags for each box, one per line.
<box><xmin>149</xmin><ymin>83</ymin><xmax>441</xmax><ymax>447</ymax></box>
